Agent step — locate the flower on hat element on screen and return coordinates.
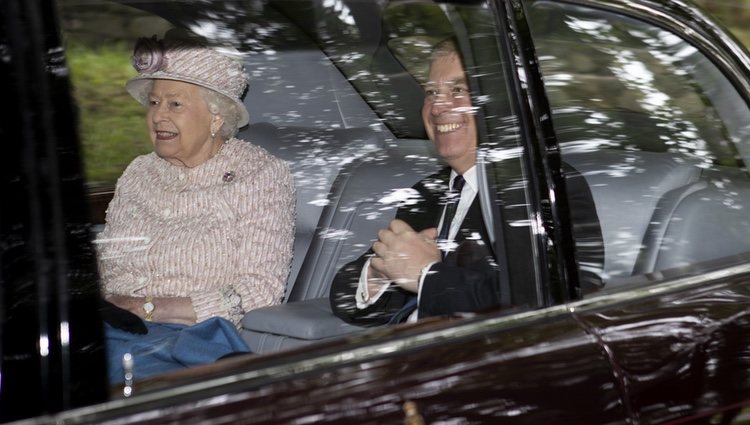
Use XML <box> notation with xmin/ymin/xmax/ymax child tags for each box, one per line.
<box><xmin>132</xmin><ymin>36</ymin><xmax>165</xmax><ymax>73</ymax></box>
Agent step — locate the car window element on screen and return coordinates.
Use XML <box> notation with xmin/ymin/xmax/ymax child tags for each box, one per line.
<box><xmin>60</xmin><ymin>0</ymin><xmax>444</xmax><ymax>190</ymax></box>
<box><xmin>61</xmin><ymin>2</ymin><xmax>161</xmax><ymax>186</ymax></box>
<box><xmin>56</xmin><ymin>0</ymin><xmax>524</xmax><ymax>391</ymax></box>
<box><xmin>526</xmin><ymin>1</ymin><xmax>750</xmax><ymax>289</ymax></box>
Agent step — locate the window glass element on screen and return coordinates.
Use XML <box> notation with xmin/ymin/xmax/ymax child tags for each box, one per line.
<box><xmin>57</xmin><ymin>0</ymin><xmax>522</xmax><ymax>387</ymax></box>
<box><xmin>60</xmin><ymin>2</ymin><xmax>164</xmax><ymax>186</ymax></box>
<box><xmin>60</xmin><ymin>0</ymin><xmax>453</xmax><ymax>189</ymax></box>
<box><xmin>527</xmin><ymin>1</ymin><xmax>750</xmax><ymax>289</ymax></box>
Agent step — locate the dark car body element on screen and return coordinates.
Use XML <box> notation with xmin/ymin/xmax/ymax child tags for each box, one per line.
<box><xmin>2</xmin><ymin>0</ymin><xmax>750</xmax><ymax>424</ymax></box>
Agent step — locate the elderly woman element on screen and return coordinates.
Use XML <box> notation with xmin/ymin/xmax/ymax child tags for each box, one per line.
<box><xmin>95</xmin><ymin>33</ymin><xmax>295</xmax><ymax>383</ymax></box>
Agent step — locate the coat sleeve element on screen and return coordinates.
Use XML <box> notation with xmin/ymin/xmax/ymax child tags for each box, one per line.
<box><xmin>329</xmin><ymin>250</ymin><xmax>411</xmax><ymax>327</ymax></box>
<box><xmin>417</xmin><ymin>253</ymin><xmax>503</xmax><ymax>317</ymax></box>
<box><xmin>233</xmin><ymin>157</ymin><xmax>295</xmax><ymax>319</ymax></box>
<box><xmin>191</xmin><ymin>155</ymin><xmax>295</xmax><ymax>325</ymax></box>
<box><xmin>329</xmin><ymin>169</ymin><xmax>454</xmax><ymax>326</ymax></box>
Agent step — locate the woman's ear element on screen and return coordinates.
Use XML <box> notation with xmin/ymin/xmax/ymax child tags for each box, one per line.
<box><xmin>210</xmin><ymin>114</ymin><xmax>225</xmax><ymax>137</ymax></box>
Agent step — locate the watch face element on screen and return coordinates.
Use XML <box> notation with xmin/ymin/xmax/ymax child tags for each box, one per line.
<box><xmin>143</xmin><ymin>302</ymin><xmax>154</xmax><ymax>313</ymax></box>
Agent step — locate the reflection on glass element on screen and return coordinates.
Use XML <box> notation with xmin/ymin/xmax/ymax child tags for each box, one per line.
<box><xmin>528</xmin><ymin>0</ymin><xmax>750</xmax><ymax>288</ymax></box>
<box><xmin>59</xmin><ymin>0</ymin><xmax>519</xmax><ymax>388</ymax></box>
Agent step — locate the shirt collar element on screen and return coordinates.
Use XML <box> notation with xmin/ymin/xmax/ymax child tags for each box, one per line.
<box><xmin>450</xmin><ymin>165</ymin><xmax>477</xmax><ymax>192</ymax></box>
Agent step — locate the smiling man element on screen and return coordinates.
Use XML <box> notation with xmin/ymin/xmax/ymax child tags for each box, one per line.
<box><xmin>329</xmin><ymin>39</ymin><xmax>503</xmax><ymax>326</ymax></box>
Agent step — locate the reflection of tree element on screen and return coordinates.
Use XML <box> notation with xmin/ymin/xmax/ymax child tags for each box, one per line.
<box><xmin>383</xmin><ymin>4</ymin><xmax>452</xmax><ymax>83</ymax></box>
<box><xmin>529</xmin><ymin>3</ymin><xmax>739</xmax><ymax>168</ymax></box>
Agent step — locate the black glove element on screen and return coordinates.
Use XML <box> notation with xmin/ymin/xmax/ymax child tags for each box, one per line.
<box><xmin>100</xmin><ymin>299</ymin><xmax>148</xmax><ymax>335</ymax></box>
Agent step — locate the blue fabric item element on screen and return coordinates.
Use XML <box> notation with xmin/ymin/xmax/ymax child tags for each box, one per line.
<box><xmin>105</xmin><ymin>317</ymin><xmax>251</xmax><ymax>385</ymax></box>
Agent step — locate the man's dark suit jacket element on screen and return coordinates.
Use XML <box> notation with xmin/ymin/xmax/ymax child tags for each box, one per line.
<box><xmin>329</xmin><ymin>167</ymin><xmax>502</xmax><ymax>327</ymax></box>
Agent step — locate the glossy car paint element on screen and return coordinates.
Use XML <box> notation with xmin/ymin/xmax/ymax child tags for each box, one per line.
<box><xmin>18</xmin><ymin>269</ymin><xmax>750</xmax><ymax>424</ymax></box>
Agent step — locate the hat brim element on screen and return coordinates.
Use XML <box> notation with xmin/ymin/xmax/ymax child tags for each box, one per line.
<box><xmin>126</xmin><ymin>75</ymin><xmax>250</xmax><ymax>128</ymax></box>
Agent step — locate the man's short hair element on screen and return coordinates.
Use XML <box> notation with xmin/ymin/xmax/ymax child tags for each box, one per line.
<box><xmin>427</xmin><ymin>37</ymin><xmax>463</xmax><ymax>77</ymax></box>
<box><xmin>430</xmin><ymin>37</ymin><xmax>459</xmax><ymax>61</ymax></box>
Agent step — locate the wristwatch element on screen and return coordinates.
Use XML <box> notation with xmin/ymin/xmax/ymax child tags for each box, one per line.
<box><xmin>143</xmin><ymin>296</ymin><xmax>155</xmax><ymax>322</ymax></box>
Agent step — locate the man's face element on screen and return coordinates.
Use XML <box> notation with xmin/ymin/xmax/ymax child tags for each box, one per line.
<box><xmin>421</xmin><ymin>52</ymin><xmax>477</xmax><ymax>174</ymax></box>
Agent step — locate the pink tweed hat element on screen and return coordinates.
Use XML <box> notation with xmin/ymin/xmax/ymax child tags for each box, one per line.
<box><xmin>125</xmin><ymin>35</ymin><xmax>250</xmax><ymax>127</ymax></box>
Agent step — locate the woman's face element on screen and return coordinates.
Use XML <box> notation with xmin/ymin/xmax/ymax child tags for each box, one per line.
<box><xmin>146</xmin><ymin>80</ymin><xmax>221</xmax><ymax>167</ymax></box>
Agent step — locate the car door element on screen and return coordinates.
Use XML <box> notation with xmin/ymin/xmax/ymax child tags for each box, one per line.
<box><xmin>515</xmin><ymin>0</ymin><xmax>750</xmax><ymax>422</ymax></box>
<box><xmin>0</xmin><ymin>0</ymin><xmax>108</xmax><ymax>422</ymax></box>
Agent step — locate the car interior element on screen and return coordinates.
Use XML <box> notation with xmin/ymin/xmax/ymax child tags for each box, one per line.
<box><xmin>65</xmin><ymin>0</ymin><xmax>750</xmax><ymax>358</ymax></box>
<box><xmin>69</xmin><ymin>0</ymin><xmax>448</xmax><ymax>353</ymax></box>
<box><xmin>232</xmin><ymin>9</ymin><xmax>451</xmax><ymax>351</ymax></box>
<box><xmin>248</xmin><ymin>0</ymin><xmax>750</xmax><ymax>352</ymax></box>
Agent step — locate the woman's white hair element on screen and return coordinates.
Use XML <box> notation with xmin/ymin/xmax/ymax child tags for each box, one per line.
<box><xmin>199</xmin><ymin>86</ymin><xmax>242</xmax><ymax>140</ymax></box>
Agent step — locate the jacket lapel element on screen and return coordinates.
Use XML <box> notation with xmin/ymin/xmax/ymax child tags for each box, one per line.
<box><xmin>445</xmin><ymin>197</ymin><xmax>495</xmax><ymax>265</ymax></box>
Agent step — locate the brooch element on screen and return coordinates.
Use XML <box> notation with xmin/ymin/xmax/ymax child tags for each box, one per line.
<box><xmin>223</xmin><ymin>171</ymin><xmax>235</xmax><ymax>183</ymax></box>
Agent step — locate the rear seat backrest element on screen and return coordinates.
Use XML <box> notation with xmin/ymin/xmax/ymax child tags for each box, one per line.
<box><xmin>288</xmin><ymin>139</ymin><xmax>441</xmax><ymax>302</ymax></box>
<box><xmin>238</xmin><ymin>139</ymin><xmax>440</xmax><ymax>353</ymax></box>
<box><xmin>637</xmin><ymin>166</ymin><xmax>750</xmax><ymax>273</ymax></box>
<box><xmin>238</xmin><ymin>122</ymin><xmax>384</xmax><ymax>298</ymax></box>
<box><xmin>563</xmin><ymin>150</ymin><xmax>702</xmax><ymax>284</ymax></box>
